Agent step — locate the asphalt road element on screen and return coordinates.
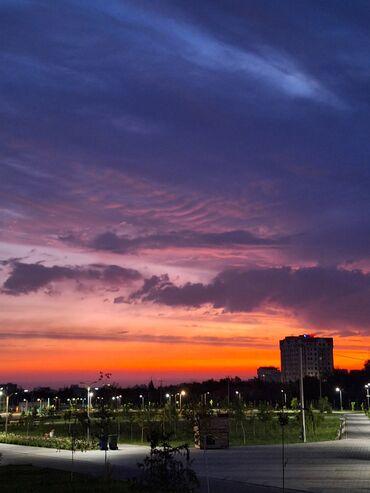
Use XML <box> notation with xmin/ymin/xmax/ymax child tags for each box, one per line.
<box><xmin>1</xmin><ymin>413</ymin><xmax>370</xmax><ymax>493</ymax></box>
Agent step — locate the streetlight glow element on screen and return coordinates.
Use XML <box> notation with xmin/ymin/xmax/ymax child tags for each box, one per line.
<box><xmin>335</xmin><ymin>387</ymin><xmax>343</xmax><ymax>411</ymax></box>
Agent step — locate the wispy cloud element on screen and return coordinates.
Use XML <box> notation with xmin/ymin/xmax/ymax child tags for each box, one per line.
<box><xmin>88</xmin><ymin>229</ymin><xmax>287</xmax><ymax>254</ymax></box>
<box><xmin>103</xmin><ymin>1</ymin><xmax>342</xmax><ymax>106</ymax></box>
<box><xmin>0</xmin><ymin>329</ymin><xmax>274</xmax><ymax>347</ymax></box>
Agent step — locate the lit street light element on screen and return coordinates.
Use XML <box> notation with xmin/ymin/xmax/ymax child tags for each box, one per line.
<box><xmin>112</xmin><ymin>395</ymin><xmax>122</xmax><ymax>410</ymax></box>
<box><xmin>336</xmin><ymin>387</ymin><xmax>343</xmax><ymax>411</ymax></box>
<box><xmin>179</xmin><ymin>390</ymin><xmax>186</xmax><ymax>411</ymax></box>
<box><xmin>37</xmin><ymin>398</ymin><xmax>43</xmax><ymax>414</ymax></box>
<box><xmin>365</xmin><ymin>384</ymin><xmax>370</xmax><ymax>410</ymax></box>
<box><xmin>139</xmin><ymin>394</ymin><xmax>144</xmax><ymax>409</ymax></box>
<box><xmin>0</xmin><ymin>388</ymin><xmax>20</xmax><ymax>432</ymax></box>
<box><xmin>235</xmin><ymin>390</ymin><xmax>242</xmax><ymax>402</ymax></box>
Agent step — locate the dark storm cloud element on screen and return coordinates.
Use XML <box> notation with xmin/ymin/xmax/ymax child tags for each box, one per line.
<box><xmin>2</xmin><ymin>261</ymin><xmax>141</xmax><ymax>295</ymax></box>
<box><xmin>91</xmin><ymin>229</ymin><xmax>286</xmax><ymax>253</ymax></box>
<box><xmin>128</xmin><ymin>267</ymin><xmax>370</xmax><ymax>331</ymax></box>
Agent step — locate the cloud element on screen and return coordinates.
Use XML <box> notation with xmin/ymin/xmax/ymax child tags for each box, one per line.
<box><xmin>2</xmin><ymin>261</ymin><xmax>142</xmax><ymax>295</ymax></box>
<box><xmin>0</xmin><ymin>329</ymin><xmax>272</xmax><ymax>347</ymax></box>
<box><xmin>103</xmin><ymin>1</ymin><xmax>341</xmax><ymax>106</ymax></box>
<box><xmin>91</xmin><ymin>229</ymin><xmax>285</xmax><ymax>254</ymax></box>
<box><xmin>128</xmin><ymin>267</ymin><xmax>370</xmax><ymax>331</ymax></box>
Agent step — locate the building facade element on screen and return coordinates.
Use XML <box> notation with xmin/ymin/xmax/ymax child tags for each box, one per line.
<box><xmin>280</xmin><ymin>334</ymin><xmax>333</xmax><ymax>382</ymax></box>
<box><xmin>257</xmin><ymin>366</ymin><xmax>281</xmax><ymax>382</ymax></box>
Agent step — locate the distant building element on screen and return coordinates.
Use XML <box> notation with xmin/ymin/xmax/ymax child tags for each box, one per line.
<box><xmin>280</xmin><ymin>334</ymin><xmax>333</xmax><ymax>382</ymax></box>
<box><xmin>257</xmin><ymin>366</ymin><xmax>281</xmax><ymax>383</ymax></box>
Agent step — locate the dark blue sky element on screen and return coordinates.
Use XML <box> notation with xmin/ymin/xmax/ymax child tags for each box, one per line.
<box><xmin>1</xmin><ymin>0</ymin><xmax>370</xmax><ymax>370</ymax></box>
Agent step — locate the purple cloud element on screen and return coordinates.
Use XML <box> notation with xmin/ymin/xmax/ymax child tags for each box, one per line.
<box><xmin>128</xmin><ymin>267</ymin><xmax>370</xmax><ymax>331</ymax></box>
<box><xmin>2</xmin><ymin>261</ymin><xmax>142</xmax><ymax>295</ymax></box>
<box><xmin>90</xmin><ymin>229</ymin><xmax>285</xmax><ymax>254</ymax></box>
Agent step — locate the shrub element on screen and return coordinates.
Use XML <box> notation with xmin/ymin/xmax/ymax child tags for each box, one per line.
<box><xmin>132</xmin><ymin>430</ymin><xmax>199</xmax><ymax>493</ymax></box>
<box><xmin>0</xmin><ymin>432</ymin><xmax>96</xmax><ymax>450</ymax></box>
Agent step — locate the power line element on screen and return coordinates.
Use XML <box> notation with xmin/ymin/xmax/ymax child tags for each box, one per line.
<box><xmin>335</xmin><ymin>352</ymin><xmax>369</xmax><ymax>362</ymax></box>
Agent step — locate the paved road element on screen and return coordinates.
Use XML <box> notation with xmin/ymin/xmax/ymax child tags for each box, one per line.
<box><xmin>1</xmin><ymin>413</ymin><xmax>370</xmax><ymax>492</ymax></box>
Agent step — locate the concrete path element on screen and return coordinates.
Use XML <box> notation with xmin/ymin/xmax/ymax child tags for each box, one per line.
<box><xmin>1</xmin><ymin>413</ymin><xmax>370</xmax><ymax>492</ymax></box>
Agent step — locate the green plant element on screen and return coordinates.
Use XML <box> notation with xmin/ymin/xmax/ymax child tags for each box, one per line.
<box><xmin>290</xmin><ymin>397</ymin><xmax>299</xmax><ymax>411</ymax></box>
<box><xmin>0</xmin><ymin>432</ymin><xmax>95</xmax><ymax>450</ymax></box>
<box><xmin>318</xmin><ymin>397</ymin><xmax>332</xmax><ymax>414</ymax></box>
<box><xmin>132</xmin><ymin>430</ymin><xmax>199</xmax><ymax>493</ymax></box>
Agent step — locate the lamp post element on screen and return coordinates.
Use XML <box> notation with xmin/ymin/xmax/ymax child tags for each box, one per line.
<box><xmin>23</xmin><ymin>390</ymin><xmax>29</xmax><ymax>414</ymax></box>
<box><xmin>179</xmin><ymin>390</ymin><xmax>186</xmax><ymax>412</ymax></box>
<box><xmin>0</xmin><ymin>390</ymin><xmax>10</xmax><ymax>436</ymax></box>
<box><xmin>37</xmin><ymin>398</ymin><xmax>43</xmax><ymax>414</ymax></box>
<box><xmin>86</xmin><ymin>386</ymin><xmax>91</xmax><ymax>418</ymax></box>
<box><xmin>112</xmin><ymin>395</ymin><xmax>122</xmax><ymax>410</ymax></box>
<box><xmin>281</xmin><ymin>389</ymin><xmax>287</xmax><ymax>408</ymax></box>
<box><xmin>165</xmin><ymin>393</ymin><xmax>172</xmax><ymax>408</ymax></box>
<box><xmin>336</xmin><ymin>387</ymin><xmax>343</xmax><ymax>411</ymax></box>
<box><xmin>0</xmin><ymin>390</ymin><xmax>18</xmax><ymax>435</ymax></box>
<box><xmin>202</xmin><ymin>392</ymin><xmax>210</xmax><ymax>406</ymax></box>
<box><xmin>5</xmin><ymin>395</ymin><xmax>10</xmax><ymax>435</ymax></box>
<box><xmin>139</xmin><ymin>394</ymin><xmax>144</xmax><ymax>409</ymax></box>
<box><xmin>364</xmin><ymin>384</ymin><xmax>369</xmax><ymax>410</ymax></box>
<box><xmin>299</xmin><ymin>343</ymin><xmax>306</xmax><ymax>442</ymax></box>
<box><xmin>235</xmin><ymin>390</ymin><xmax>242</xmax><ymax>402</ymax></box>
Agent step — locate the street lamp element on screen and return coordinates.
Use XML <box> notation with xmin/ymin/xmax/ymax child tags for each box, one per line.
<box><xmin>4</xmin><ymin>393</ymin><xmax>16</xmax><ymax>435</ymax></box>
<box><xmin>86</xmin><ymin>387</ymin><xmax>91</xmax><ymax>417</ymax></box>
<box><xmin>281</xmin><ymin>389</ymin><xmax>287</xmax><ymax>408</ymax></box>
<box><xmin>202</xmin><ymin>392</ymin><xmax>210</xmax><ymax>406</ymax></box>
<box><xmin>139</xmin><ymin>394</ymin><xmax>144</xmax><ymax>409</ymax></box>
<box><xmin>235</xmin><ymin>390</ymin><xmax>242</xmax><ymax>402</ymax></box>
<box><xmin>22</xmin><ymin>390</ymin><xmax>29</xmax><ymax>414</ymax></box>
<box><xmin>0</xmin><ymin>390</ymin><xmax>10</xmax><ymax>435</ymax></box>
<box><xmin>179</xmin><ymin>390</ymin><xmax>186</xmax><ymax>411</ymax></box>
<box><xmin>299</xmin><ymin>342</ymin><xmax>306</xmax><ymax>443</ymax></box>
<box><xmin>37</xmin><ymin>398</ymin><xmax>43</xmax><ymax>414</ymax></box>
<box><xmin>112</xmin><ymin>395</ymin><xmax>122</xmax><ymax>410</ymax></box>
<box><xmin>335</xmin><ymin>387</ymin><xmax>343</xmax><ymax>411</ymax></box>
<box><xmin>365</xmin><ymin>384</ymin><xmax>370</xmax><ymax>410</ymax></box>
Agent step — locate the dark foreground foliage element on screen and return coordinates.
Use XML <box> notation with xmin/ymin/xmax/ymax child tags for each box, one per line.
<box><xmin>132</xmin><ymin>430</ymin><xmax>199</xmax><ymax>493</ymax></box>
<box><xmin>0</xmin><ymin>465</ymin><xmax>130</xmax><ymax>493</ymax></box>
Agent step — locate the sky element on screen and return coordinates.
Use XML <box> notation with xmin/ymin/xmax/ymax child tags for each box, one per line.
<box><xmin>1</xmin><ymin>0</ymin><xmax>370</xmax><ymax>387</ymax></box>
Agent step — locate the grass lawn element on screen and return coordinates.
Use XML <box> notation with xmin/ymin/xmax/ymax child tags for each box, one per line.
<box><xmin>228</xmin><ymin>412</ymin><xmax>341</xmax><ymax>446</ymax></box>
<box><xmin>0</xmin><ymin>412</ymin><xmax>341</xmax><ymax>449</ymax></box>
<box><xmin>0</xmin><ymin>465</ymin><xmax>132</xmax><ymax>492</ymax></box>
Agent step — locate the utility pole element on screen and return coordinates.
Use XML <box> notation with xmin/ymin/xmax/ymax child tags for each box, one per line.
<box><xmin>299</xmin><ymin>344</ymin><xmax>306</xmax><ymax>443</ymax></box>
<box><xmin>318</xmin><ymin>353</ymin><xmax>323</xmax><ymax>400</ymax></box>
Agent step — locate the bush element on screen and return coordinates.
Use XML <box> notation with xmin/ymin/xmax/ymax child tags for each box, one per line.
<box><xmin>318</xmin><ymin>397</ymin><xmax>332</xmax><ymax>414</ymax></box>
<box><xmin>0</xmin><ymin>433</ymin><xmax>96</xmax><ymax>450</ymax></box>
<box><xmin>132</xmin><ymin>430</ymin><xmax>199</xmax><ymax>493</ymax></box>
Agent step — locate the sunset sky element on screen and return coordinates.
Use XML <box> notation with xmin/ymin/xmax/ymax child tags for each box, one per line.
<box><xmin>1</xmin><ymin>1</ymin><xmax>370</xmax><ymax>387</ymax></box>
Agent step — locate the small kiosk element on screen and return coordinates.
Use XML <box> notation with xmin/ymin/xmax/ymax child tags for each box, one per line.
<box><xmin>194</xmin><ymin>414</ymin><xmax>229</xmax><ymax>449</ymax></box>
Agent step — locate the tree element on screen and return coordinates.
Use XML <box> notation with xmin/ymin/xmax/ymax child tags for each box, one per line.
<box><xmin>133</xmin><ymin>430</ymin><xmax>199</xmax><ymax>493</ymax></box>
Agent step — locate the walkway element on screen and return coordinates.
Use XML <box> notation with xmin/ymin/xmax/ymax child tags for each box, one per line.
<box><xmin>0</xmin><ymin>413</ymin><xmax>369</xmax><ymax>492</ymax></box>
